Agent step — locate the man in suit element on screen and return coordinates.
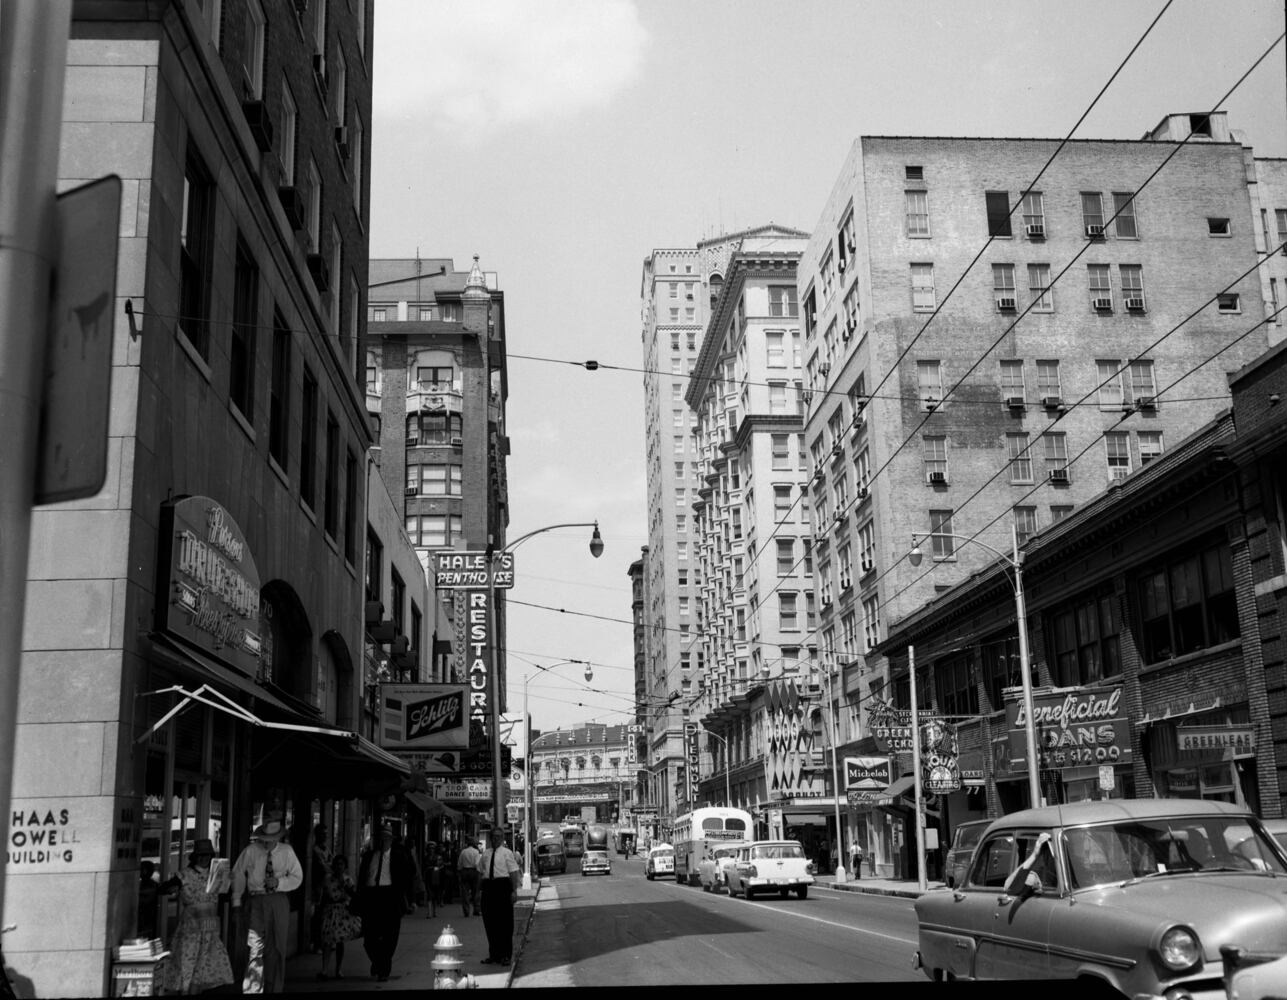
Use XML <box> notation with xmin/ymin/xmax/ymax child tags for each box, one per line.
<box><xmin>356</xmin><ymin>825</ymin><xmax>414</xmax><ymax>982</ymax></box>
<box><xmin>476</xmin><ymin>827</ymin><xmax>522</xmax><ymax>966</ymax></box>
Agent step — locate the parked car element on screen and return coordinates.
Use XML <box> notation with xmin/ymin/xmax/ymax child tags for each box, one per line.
<box><xmin>581</xmin><ymin>849</ymin><xmax>612</xmax><ymax>876</ymax></box>
<box><xmin>913</xmin><ymin>798</ymin><xmax>1287</xmax><ymax>995</ymax></box>
<box><xmin>944</xmin><ymin>819</ymin><xmax>992</xmax><ymax>889</ymax></box>
<box><xmin>645</xmin><ymin>843</ymin><xmax>675</xmax><ymax>880</ymax></box>
<box><xmin>534</xmin><ymin>837</ymin><xmax>566</xmax><ymax>875</ymax></box>
<box><xmin>698</xmin><ymin>845</ymin><xmax>742</xmax><ymax>893</ymax></box>
<box><xmin>726</xmin><ymin>840</ymin><xmax>815</xmax><ymax>900</ymax></box>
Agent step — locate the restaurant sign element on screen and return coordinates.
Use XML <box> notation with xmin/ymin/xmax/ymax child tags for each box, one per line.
<box><xmin>1005</xmin><ymin>685</ymin><xmax>1131</xmax><ymax>771</ymax></box>
<box><xmin>156</xmin><ymin>496</ymin><xmax>261</xmax><ymax>676</ymax></box>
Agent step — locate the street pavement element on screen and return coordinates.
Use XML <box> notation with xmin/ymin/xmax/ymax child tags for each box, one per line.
<box><xmin>282</xmin><ymin>872</ymin><xmax>938</xmax><ymax>990</ymax></box>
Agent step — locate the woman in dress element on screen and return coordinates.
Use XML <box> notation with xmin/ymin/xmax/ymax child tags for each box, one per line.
<box><xmin>318</xmin><ymin>854</ymin><xmax>362</xmax><ymax>979</ymax></box>
<box><xmin>161</xmin><ymin>838</ymin><xmax>234</xmax><ymax>994</ymax></box>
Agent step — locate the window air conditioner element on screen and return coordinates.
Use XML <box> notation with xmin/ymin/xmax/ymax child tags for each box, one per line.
<box><xmin>405</xmin><ymin>486</ymin><xmax>418</xmax><ymax>496</ymax></box>
<box><xmin>405</xmin><ymin>436</ymin><xmax>418</xmax><ymax>446</ymax></box>
<box><xmin>996</xmin><ymin>296</ymin><xmax>1017</xmax><ymax>311</ymax></box>
<box><xmin>334</xmin><ymin>127</ymin><xmax>350</xmax><ymax>163</ymax></box>
<box><xmin>852</xmin><ymin>407</ymin><xmax>865</xmax><ymax>427</ymax></box>
<box><xmin>1092</xmin><ymin>297</ymin><xmax>1113</xmax><ymax>311</ymax></box>
<box><xmin>450</xmin><ymin>436</ymin><xmax>463</xmax><ymax>446</ymax></box>
<box><xmin>927</xmin><ymin>470</ymin><xmax>947</xmax><ymax>484</ymax></box>
<box><xmin>1005</xmin><ymin>395</ymin><xmax>1026</xmax><ymax>409</ymax></box>
<box><xmin>838</xmin><ymin>257</ymin><xmax>847</xmax><ymax>272</ymax></box>
<box><xmin>923</xmin><ymin>396</ymin><xmax>939</xmax><ymax>411</ymax></box>
<box><xmin>856</xmin><ymin>486</ymin><xmax>869</xmax><ymax>501</ymax></box>
<box><xmin>1125</xmin><ymin>297</ymin><xmax>1146</xmax><ymax>312</ymax></box>
<box><xmin>819</xmin><ymin>362</ymin><xmax>831</xmax><ymax>375</ymax></box>
<box><xmin>831</xmin><ymin>442</ymin><xmax>842</xmax><ymax>458</ymax></box>
<box><xmin>1049</xmin><ymin>468</ymin><xmax>1069</xmax><ymax>483</ymax></box>
<box><xmin>1086</xmin><ymin>224</ymin><xmax>1105</xmax><ymax>238</ymax></box>
<box><xmin>1137</xmin><ymin>395</ymin><xmax>1157</xmax><ymax>410</ymax></box>
<box><xmin>1041</xmin><ymin>395</ymin><xmax>1064</xmax><ymax>409</ymax></box>
<box><xmin>847</xmin><ymin>316</ymin><xmax>857</xmax><ymax>331</ymax></box>
<box><xmin>847</xmin><ymin>237</ymin><xmax>856</xmax><ymax>253</ymax></box>
<box><xmin>1026</xmin><ymin>223</ymin><xmax>1045</xmax><ymax>239</ymax></box>
<box><xmin>840</xmin><ymin>575</ymin><xmax>852</xmax><ymax>591</ymax></box>
<box><xmin>861</xmin><ymin>559</ymin><xmax>874</xmax><ymax>573</ymax></box>
<box><xmin>312</xmin><ymin>53</ymin><xmax>327</xmax><ymax>90</ymax></box>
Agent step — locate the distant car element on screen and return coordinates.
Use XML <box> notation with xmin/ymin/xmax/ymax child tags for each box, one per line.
<box><xmin>914</xmin><ymin>798</ymin><xmax>1287</xmax><ymax>995</ymax></box>
<box><xmin>698</xmin><ymin>845</ymin><xmax>741</xmax><ymax>893</ymax></box>
<box><xmin>726</xmin><ymin>840</ymin><xmax>815</xmax><ymax>900</ymax></box>
<box><xmin>581</xmin><ymin>849</ymin><xmax>611</xmax><ymax>877</ymax></box>
<box><xmin>944</xmin><ymin>819</ymin><xmax>992</xmax><ymax>889</ymax></box>
<box><xmin>645</xmin><ymin>843</ymin><xmax>675</xmax><ymax>880</ymax></box>
<box><xmin>534</xmin><ymin>838</ymin><xmax>566</xmax><ymax>875</ymax></box>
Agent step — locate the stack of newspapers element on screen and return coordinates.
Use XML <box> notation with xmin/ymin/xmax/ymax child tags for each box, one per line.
<box><xmin>115</xmin><ymin>938</ymin><xmax>165</xmax><ymax>961</ymax></box>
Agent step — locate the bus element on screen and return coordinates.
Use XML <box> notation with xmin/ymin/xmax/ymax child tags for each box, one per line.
<box><xmin>561</xmin><ymin>825</ymin><xmax>585</xmax><ymax>858</ymax></box>
<box><xmin>673</xmin><ymin>806</ymin><xmax>753</xmax><ymax>885</ymax></box>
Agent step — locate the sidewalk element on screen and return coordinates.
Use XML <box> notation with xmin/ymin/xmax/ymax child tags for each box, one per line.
<box><xmin>285</xmin><ymin>882</ymin><xmax>541</xmax><ymax>991</ymax></box>
<box><xmin>813</xmin><ymin>873</ymin><xmax>947</xmax><ymax>898</ymax></box>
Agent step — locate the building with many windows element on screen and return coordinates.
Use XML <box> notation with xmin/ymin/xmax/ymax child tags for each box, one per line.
<box><xmin>530</xmin><ymin>724</ymin><xmax>634</xmax><ymax>826</ymax></box>
<box><xmin>2</xmin><ymin>2</ymin><xmax>415</xmax><ymax>993</ymax></box>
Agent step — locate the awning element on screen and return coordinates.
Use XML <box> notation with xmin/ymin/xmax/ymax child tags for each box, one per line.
<box><xmin>144</xmin><ymin>631</ymin><xmax>300</xmax><ymax>716</ymax></box>
<box><xmin>876</xmin><ymin>775</ymin><xmax>916</xmax><ymax>805</ymax></box>
<box><xmin>406</xmin><ymin>790</ymin><xmax>464</xmax><ymax>822</ymax></box>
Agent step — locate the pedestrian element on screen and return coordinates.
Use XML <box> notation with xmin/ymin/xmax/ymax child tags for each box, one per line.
<box><xmin>356</xmin><ymin>824</ymin><xmax>414</xmax><ymax>982</ymax></box>
<box><xmin>317</xmin><ymin>855</ymin><xmax>362</xmax><ymax>980</ymax></box>
<box><xmin>162</xmin><ymin>838</ymin><xmax>235</xmax><ymax>994</ymax></box>
<box><xmin>425</xmin><ymin>845</ymin><xmax>444</xmax><ymax>918</ymax></box>
<box><xmin>230</xmin><ymin>814</ymin><xmax>303</xmax><ymax>994</ymax></box>
<box><xmin>403</xmin><ymin>835</ymin><xmax>425</xmax><ymax>913</ymax></box>
<box><xmin>456</xmin><ymin>837</ymin><xmax>481</xmax><ymax>917</ymax></box>
<box><xmin>309</xmin><ymin>824</ymin><xmax>330</xmax><ymax>952</ymax></box>
<box><xmin>476</xmin><ymin>827</ymin><xmax>522</xmax><ymax>966</ymax></box>
<box><xmin>851</xmin><ymin>843</ymin><xmax>864</xmax><ymax>881</ymax></box>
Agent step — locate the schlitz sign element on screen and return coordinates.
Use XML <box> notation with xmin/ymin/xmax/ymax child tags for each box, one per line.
<box><xmin>378</xmin><ymin>684</ymin><xmax>470</xmax><ymax>749</ymax></box>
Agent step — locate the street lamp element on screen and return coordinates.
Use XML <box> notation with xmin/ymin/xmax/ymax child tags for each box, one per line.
<box><xmin>818</xmin><ymin>656</ymin><xmax>849</xmax><ymax>884</ymax></box>
<box><xmin>698</xmin><ymin>727</ymin><xmax>732</xmax><ymax>809</ymax></box>
<box><xmin>908</xmin><ymin>523</ymin><xmax>1041</xmax><ymax>808</ymax></box>
<box><xmin>488</xmin><ymin>522</ymin><xmax>602</xmax><ymax>857</ymax></box>
<box><xmin>522</xmin><ymin>659</ymin><xmax>592</xmax><ymax>890</ymax></box>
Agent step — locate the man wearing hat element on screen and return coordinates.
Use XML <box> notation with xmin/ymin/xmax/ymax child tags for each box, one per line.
<box><xmin>356</xmin><ymin>824</ymin><xmax>414</xmax><ymax>982</ymax></box>
<box><xmin>230</xmin><ymin>815</ymin><xmax>303</xmax><ymax>993</ymax></box>
<box><xmin>476</xmin><ymin>827</ymin><xmax>522</xmax><ymax>966</ymax></box>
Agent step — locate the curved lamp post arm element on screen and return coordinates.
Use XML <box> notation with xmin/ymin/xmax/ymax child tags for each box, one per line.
<box><xmin>505</xmin><ymin>521</ymin><xmax>603</xmax><ymax>556</ymax></box>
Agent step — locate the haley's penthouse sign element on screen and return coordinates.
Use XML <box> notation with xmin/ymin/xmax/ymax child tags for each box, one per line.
<box><xmin>156</xmin><ymin>496</ymin><xmax>262</xmax><ymax>675</ymax></box>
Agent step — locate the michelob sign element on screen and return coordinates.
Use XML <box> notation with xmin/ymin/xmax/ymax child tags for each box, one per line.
<box><xmin>1005</xmin><ymin>685</ymin><xmax>1131</xmax><ymax>771</ymax></box>
<box><xmin>845</xmin><ymin>756</ymin><xmax>891</xmax><ymax>790</ymax></box>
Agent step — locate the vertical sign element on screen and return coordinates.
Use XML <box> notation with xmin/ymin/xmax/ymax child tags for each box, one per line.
<box><xmin>684</xmin><ymin>723</ymin><xmax>699</xmax><ymax>803</ymax></box>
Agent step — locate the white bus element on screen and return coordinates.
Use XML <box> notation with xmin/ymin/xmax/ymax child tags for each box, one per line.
<box><xmin>673</xmin><ymin>806</ymin><xmax>753</xmax><ymax>885</ymax></box>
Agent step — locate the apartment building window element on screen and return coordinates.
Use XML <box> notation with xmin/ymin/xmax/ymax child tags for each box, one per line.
<box><xmin>329</xmin><ymin>221</ymin><xmax>342</xmax><ymax>324</ymax></box>
<box><xmin>936</xmin><ymin>656</ymin><xmax>979</xmax><ymax>718</ymax></box>
<box><xmin>679</xmin><ymin>596</ymin><xmax>690</xmax><ymax>618</ymax></box>
<box><xmin>1013</xmin><ymin>505</ymin><xmax>1038</xmax><ymax>546</ymax></box>
<box><xmin>1208</xmin><ymin>217</ymin><xmax>1232</xmax><ymax>237</ymax></box>
<box><xmin>862</xmin><ymin>595</ymin><xmax>880</xmax><ymax>652</ymax></box>
<box><xmin>777</xmin><ymin>539</ymin><xmax>795</xmax><ymax>576</ymax></box>
<box><xmin>673</xmin><ymin>435</ymin><xmax>684</xmax><ymax>456</ymax></box>
<box><xmin>923</xmin><ymin>435</ymin><xmax>947</xmax><ymax>481</ymax></box>
<box><xmin>802</xmin><ymin>591</ymin><xmax>816</xmax><ymax>630</ymax></box>
<box><xmin>269</xmin><ymin>311</ymin><xmax>290</xmax><ymax>467</ymax></box>
<box><xmin>769</xmin><ymin>383</ymin><xmax>788</xmax><ymax>414</ymax></box>
<box><xmin>792</xmin><ymin>331</ymin><xmax>802</xmax><ymax>367</ymax></box>
<box><xmin>911</xmin><ymin>263</ymin><xmax>935</xmax><ymax>311</ymax></box>
<box><xmin>985</xmin><ymin>191</ymin><xmax>1013</xmax><ymax>237</ymax></box>
<box><xmin>1051</xmin><ymin>505</ymin><xmax>1073</xmax><ymax>523</ymax></box>
<box><xmin>278</xmin><ymin>78</ymin><xmax>297</xmax><ymax>185</ymax></box>
<box><xmin>769</xmin><ymin>286</ymin><xmax>798</xmax><ymax>317</ymax></box>
<box><xmin>1138</xmin><ymin>430</ymin><xmax>1164</xmax><ymax>466</ymax></box>
<box><xmin>415</xmin><ymin>463</ymin><xmax>462</xmax><ymax>496</ymax></box>
<box><xmin>684</xmin><ymin>307</ymin><xmax>695</xmax><ymax>322</ymax></box>
<box><xmin>803</xmin><ymin>287</ymin><xmax>817</xmax><ymax>337</ymax></box>
<box><xmin>918</xmin><ymin>362</ymin><xmax>943</xmax><ymax>411</ymax></box>
<box><xmin>1081</xmin><ymin>192</ymin><xmax>1104</xmax><ymax>231</ymax></box>
<box><xmin>818</xmin><ymin>559</ymin><xmax>833</xmax><ymax>607</ymax></box>
<box><xmin>838</xmin><ymin>545</ymin><xmax>854</xmax><ymax>591</ymax></box>
<box><xmin>771</xmin><ymin>434</ymin><xmax>790</xmax><ymax>470</ymax></box>
<box><xmin>305</xmin><ymin>158</ymin><xmax>322</xmax><ymax>251</ymax></box>
<box><xmin>669</xmin><ymin>308</ymin><xmax>679</xmax><ymax>322</ymax></box>
<box><xmin>1000</xmin><ymin>359</ymin><xmax>1024</xmax><ymax>398</ymax></box>
<box><xmin>779</xmin><ymin>593</ymin><xmax>799</xmax><ymax>631</ymax></box>
<box><xmin>672</xmin><ymin>409</ymin><xmax>683</xmax><ymax>429</ymax></box>
<box><xmin>230</xmin><ymin>240</ymin><xmax>258</xmax><ymax>420</ymax></box>
<box><xmin>1276</xmin><ymin>209</ymin><xmax>1287</xmax><ymax>253</ymax></box>
<box><xmin>802</xmin><ymin>538</ymin><xmax>814</xmax><ymax>576</ymax></box>
<box><xmin>765</xmin><ymin>330</ymin><xmax>785</xmax><ymax>367</ymax></box>
<box><xmin>407</xmin><ymin>514</ymin><xmax>461</xmax><ymax>548</ymax></box>
<box><xmin>1050</xmin><ymin>589</ymin><xmax>1121</xmax><ymax>686</ymax></box>
<box><xmin>1007</xmin><ymin>433</ymin><xmax>1032</xmax><ymax>483</ymax></box>
<box><xmin>1106</xmin><ymin>431</ymin><xmax>1131</xmax><ymax>480</ymax></box>
<box><xmin>992</xmin><ymin>264</ymin><xmax>1015</xmax><ymax>309</ymax></box>
<box><xmin>324</xmin><ymin>413</ymin><xmax>339</xmax><ymax>538</ymax></box>
<box><xmin>1270</xmin><ymin>278</ymin><xmax>1281</xmax><ymax>324</ymax></box>
<box><xmin>929</xmin><ymin>509</ymin><xmax>955</xmax><ymax>559</ymax></box>
<box><xmin>352</xmin><ymin>114</ymin><xmax>363</xmax><ymax>200</ymax></box>
<box><xmin>364</xmin><ymin>527</ymin><xmax>382</xmax><ymax>605</ymax></box>
<box><xmin>859</xmin><ymin>520</ymin><xmax>875</xmax><ymax>572</ymax></box>
<box><xmin>1120</xmin><ymin>265</ymin><xmax>1146</xmax><ymax>311</ymax></box>
<box><xmin>774</xmin><ymin>485</ymin><xmax>792</xmax><ymax>521</ymax></box>
<box><xmin>675</xmin><ymin>514</ymin><xmax>686</xmax><ymax>534</ymax></box>
<box><xmin>840</xmin><ymin>613</ymin><xmax>858</xmax><ymax>657</ymax></box>
<box><xmin>832</xmin><ymin>467</ymin><xmax>849</xmax><ymax>512</ymax></box>
<box><xmin>838</xmin><ymin>209</ymin><xmax>856</xmax><ymax>268</ymax></box>
<box><xmin>905</xmin><ymin>190</ymin><xmax>930</xmax><ymax>237</ymax></box>
<box><xmin>674</xmin><ymin>486</ymin><xmax>685</xmax><ymax>509</ymax></box>
<box><xmin>300</xmin><ymin>367</ymin><xmax>318</xmax><ymax>508</ymax></box>
<box><xmin>1088</xmin><ymin>264</ymin><xmax>1112</xmax><ymax>309</ymax></box>
<box><xmin>1138</xmin><ymin>537</ymin><xmax>1238</xmax><ymax>663</ymax></box>
<box><xmin>1045</xmin><ymin>432</ymin><xmax>1068</xmax><ymax>478</ymax></box>
<box><xmin>1021</xmin><ymin>191</ymin><xmax>1045</xmax><ymax>235</ymax></box>
<box><xmin>241</xmin><ymin>0</ymin><xmax>265</xmax><ymax>96</ymax></box>
<box><xmin>730</xmin><ymin>508</ymin><xmax>742</xmax><ymax>540</ymax></box>
<box><xmin>1217</xmin><ymin>293</ymin><xmax>1241</xmax><ymax>313</ymax></box>
<box><xmin>344</xmin><ymin>450</ymin><xmax>358</xmax><ymax>564</ymax></box>
<box><xmin>1028</xmin><ymin>263</ymin><xmax>1053</xmax><ymax>311</ymax></box>
<box><xmin>1128</xmin><ymin>359</ymin><xmax>1156</xmax><ymax>402</ymax></box>
<box><xmin>179</xmin><ymin>147</ymin><xmax>214</xmax><ymax>357</ymax></box>
<box><xmin>1097</xmin><ymin>360</ymin><xmax>1125</xmax><ymax>410</ymax></box>
<box><xmin>855</xmin><ymin>447</ymin><xmax>870</xmax><ymax>493</ymax></box>
<box><xmin>1113</xmin><ymin>192</ymin><xmax>1138</xmax><ymax>238</ymax></box>
<box><xmin>677</xmin><ymin>542</ymin><xmax>688</xmax><ymax>561</ymax></box>
<box><xmin>371</xmin><ymin>307</ymin><xmax>386</xmax><ymax>321</ymax></box>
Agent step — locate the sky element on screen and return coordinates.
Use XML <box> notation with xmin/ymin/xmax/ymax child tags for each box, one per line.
<box><xmin>369</xmin><ymin>0</ymin><xmax>1287</xmax><ymax>737</ymax></box>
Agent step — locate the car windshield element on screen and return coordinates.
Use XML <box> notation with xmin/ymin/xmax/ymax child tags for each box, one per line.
<box><xmin>652</xmin><ymin>848</ymin><xmax>673</xmax><ymax>858</ymax></box>
<box><xmin>956</xmin><ymin>823</ymin><xmax>988</xmax><ymax>850</ymax></box>
<box><xmin>751</xmin><ymin>844</ymin><xmax>805</xmax><ymax>860</ymax></box>
<box><xmin>1063</xmin><ymin>816</ymin><xmax>1287</xmax><ymax>890</ymax></box>
<box><xmin>586</xmin><ymin>851</ymin><xmax>607</xmax><ymax>861</ymax></box>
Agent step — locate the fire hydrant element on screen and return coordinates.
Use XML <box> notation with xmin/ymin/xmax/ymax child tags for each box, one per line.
<box><xmin>431</xmin><ymin>925</ymin><xmax>477</xmax><ymax>989</ymax></box>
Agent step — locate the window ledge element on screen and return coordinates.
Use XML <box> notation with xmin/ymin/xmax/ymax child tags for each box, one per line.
<box><xmin>176</xmin><ymin>328</ymin><xmax>212</xmax><ymax>382</ymax></box>
<box><xmin>268</xmin><ymin>453</ymin><xmax>289</xmax><ymax>489</ymax></box>
<box><xmin>1137</xmin><ymin>637</ymin><xmax>1243</xmax><ymax>676</ymax></box>
<box><xmin>229</xmin><ymin>401</ymin><xmax>256</xmax><ymax>443</ymax></box>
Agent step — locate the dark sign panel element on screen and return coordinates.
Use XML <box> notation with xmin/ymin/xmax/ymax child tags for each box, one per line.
<box><xmin>379</xmin><ymin>684</ymin><xmax>469</xmax><ymax>749</ymax></box>
<box><xmin>1004</xmin><ymin>685</ymin><xmax>1131</xmax><ymax>771</ymax></box>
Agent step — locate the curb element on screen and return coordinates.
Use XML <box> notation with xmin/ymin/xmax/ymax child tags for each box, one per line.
<box><xmin>505</xmin><ymin>880</ymin><xmax>542</xmax><ymax>986</ymax></box>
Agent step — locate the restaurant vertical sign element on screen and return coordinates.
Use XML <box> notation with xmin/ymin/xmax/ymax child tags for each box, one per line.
<box><xmin>433</xmin><ymin>551</ymin><xmax>515</xmax><ymax>735</ymax></box>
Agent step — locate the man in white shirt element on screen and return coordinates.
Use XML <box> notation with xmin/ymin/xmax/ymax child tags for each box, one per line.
<box><xmin>476</xmin><ymin>827</ymin><xmax>522</xmax><ymax>965</ymax></box>
<box><xmin>230</xmin><ymin>815</ymin><xmax>303</xmax><ymax>993</ymax></box>
<box><xmin>456</xmin><ymin>838</ymin><xmax>481</xmax><ymax>917</ymax></box>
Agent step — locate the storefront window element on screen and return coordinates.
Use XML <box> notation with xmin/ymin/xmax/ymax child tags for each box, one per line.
<box><xmin>1137</xmin><ymin>539</ymin><xmax>1238</xmax><ymax>663</ymax></box>
<box><xmin>1049</xmin><ymin>589</ymin><xmax>1120</xmax><ymax>686</ymax></box>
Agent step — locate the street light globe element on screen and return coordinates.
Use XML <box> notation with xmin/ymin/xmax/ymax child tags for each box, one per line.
<box><xmin>584</xmin><ymin>664</ymin><xmax>594</xmax><ymax>682</ymax></box>
<box><xmin>589</xmin><ymin>523</ymin><xmax>604</xmax><ymax>558</ymax></box>
<box><xmin>908</xmin><ymin>536</ymin><xmax>924</xmax><ymax>567</ymax></box>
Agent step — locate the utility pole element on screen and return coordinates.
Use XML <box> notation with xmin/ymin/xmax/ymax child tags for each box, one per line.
<box><xmin>0</xmin><ymin>0</ymin><xmax>72</xmax><ymax>925</ymax></box>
